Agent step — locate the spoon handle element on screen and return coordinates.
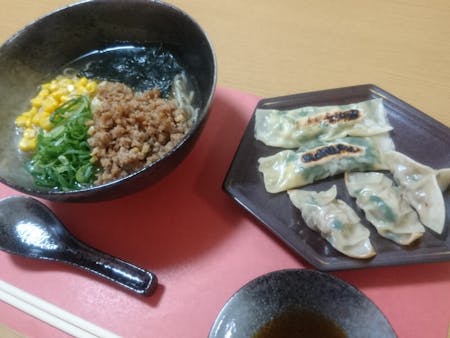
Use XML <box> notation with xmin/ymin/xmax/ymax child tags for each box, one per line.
<box><xmin>65</xmin><ymin>239</ymin><xmax>157</xmax><ymax>296</ymax></box>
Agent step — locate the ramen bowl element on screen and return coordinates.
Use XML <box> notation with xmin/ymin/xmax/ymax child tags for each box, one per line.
<box><xmin>0</xmin><ymin>0</ymin><xmax>216</xmax><ymax>202</ymax></box>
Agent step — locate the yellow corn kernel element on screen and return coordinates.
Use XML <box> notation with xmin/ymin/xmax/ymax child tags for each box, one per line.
<box><xmin>23</xmin><ymin>128</ymin><xmax>37</xmax><ymax>139</ymax></box>
<box><xmin>86</xmin><ymin>81</ymin><xmax>97</xmax><ymax>94</ymax></box>
<box><xmin>19</xmin><ymin>136</ymin><xmax>37</xmax><ymax>152</ymax></box>
<box><xmin>30</xmin><ymin>97</ymin><xmax>43</xmax><ymax>108</ymax></box>
<box><xmin>16</xmin><ymin>107</ymin><xmax>37</xmax><ymax>127</ymax></box>
<box><xmin>60</xmin><ymin>95</ymin><xmax>70</xmax><ymax>102</ymax></box>
<box><xmin>78</xmin><ymin>77</ymin><xmax>88</xmax><ymax>86</ymax></box>
<box><xmin>43</xmin><ymin>98</ymin><xmax>59</xmax><ymax>114</ymax></box>
<box><xmin>32</xmin><ymin>111</ymin><xmax>49</xmax><ymax>127</ymax></box>
<box><xmin>31</xmin><ymin>113</ymin><xmax>41</xmax><ymax>125</ymax></box>
<box><xmin>19</xmin><ymin>109</ymin><xmax>33</xmax><ymax>119</ymax></box>
<box><xmin>15</xmin><ymin>115</ymin><xmax>30</xmax><ymax>128</ymax></box>
<box><xmin>51</xmin><ymin>88</ymin><xmax>67</xmax><ymax>102</ymax></box>
<box><xmin>74</xmin><ymin>83</ymin><xmax>86</xmax><ymax>94</ymax></box>
<box><xmin>37</xmin><ymin>88</ymin><xmax>50</xmax><ymax>98</ymax></box>
<box><xmin>27</xmin><ymin>107</ymin><xmax>38</xmax><ymax>118</ymax></box>
<box><xmin>40</xmin><ymin>115</ymin><xmax>53</xmax><ymax>131</ymax></box>
<box><xmin>48</xmin><ymin>81</ymin><xmax>59</xmax><ymax>92</ymax></box>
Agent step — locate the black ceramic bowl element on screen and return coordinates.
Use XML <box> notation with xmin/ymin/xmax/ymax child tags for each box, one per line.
<box><xmin>0</xmin><ymin>0</ymin><xmax>216</xmax><ymax>202</ymax></box>
<box><xmin>209</xmin><ymin>269</ymin><xmax>396</xmax><ymax>338</ymax></box>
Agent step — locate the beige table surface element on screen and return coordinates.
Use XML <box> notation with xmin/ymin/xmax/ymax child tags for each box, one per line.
<box><xmin>0</xmin><ymin>0</ymin><xmax>449</xmax><ymax>127</ymax></box>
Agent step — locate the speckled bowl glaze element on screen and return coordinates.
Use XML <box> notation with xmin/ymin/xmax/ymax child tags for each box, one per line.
<box><xmin>0</xmin><ymin>0</ymin><xmax>216</xmax><ymax>202</ymax></box>
<box><xmin>209</xmin><ymin>269</ymin><xmax>396</xmax><ymax>338</ymax></box>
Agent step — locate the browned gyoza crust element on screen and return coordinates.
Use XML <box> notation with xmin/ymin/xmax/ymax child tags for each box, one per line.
<box><xmin>296</xmin><ymin>109</ymin><xmax>361</xmax><ymax>128</ymax></box>
<box><xmin>301</xmin><ymin>143</ymin><xmax>363</xmax><ymax>164</ymax></box>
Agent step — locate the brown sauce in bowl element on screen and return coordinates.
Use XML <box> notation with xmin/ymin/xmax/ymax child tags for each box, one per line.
<box><xmin>253</xmin><ymin>309</ymin><xmax>347</xmax><ymax>338</ymax></box>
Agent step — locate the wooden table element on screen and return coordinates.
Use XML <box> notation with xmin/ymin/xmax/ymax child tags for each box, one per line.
<box><xmin>0</xmin><ymin>1</ymin><xmax>449</xmax><ymax>338</ymax></box>
<box><xmin>0</xmin><ymin>0</ymin><xmax>449</xmax><ymax>127</ymax></box>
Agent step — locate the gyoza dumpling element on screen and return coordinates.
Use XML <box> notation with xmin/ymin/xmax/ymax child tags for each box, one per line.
<box><xmin>255</xmin><ymin>98</ymin><xmax>392</xmax><ymax>148</ymax></box>
<box><xmin>345</xmin><ymin>172</ymin><xmax>425</xmax><ymax>245</ymax></box>
<box><xmin>384</xmin><ymin>151</ymin><xmax>449</xmax><ymax>234</ymax></box>
<box><xmin>258</xmin><ymin>134</ymin><xmax>394</xmax><ymax>193</ymax></box>
<box><xmin>288</xmin><ymin>185</ymin><xmax>375</xmax><ymax>259</ymax></box>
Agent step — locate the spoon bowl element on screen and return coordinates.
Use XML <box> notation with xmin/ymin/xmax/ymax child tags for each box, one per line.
<box><xmin>0</xmin><ymin>196</ymin><xmax>157</xmax><ymax>295</ymax></box>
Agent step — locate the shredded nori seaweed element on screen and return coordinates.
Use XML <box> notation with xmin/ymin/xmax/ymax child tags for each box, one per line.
<box><xmin>75</xmin><ymin>45</ymin><xmax>183</xmax><ymax>97</ymax></box>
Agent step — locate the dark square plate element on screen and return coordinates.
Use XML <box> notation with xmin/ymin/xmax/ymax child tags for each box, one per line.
<box><xmin>223</xmin><ymin>84</ymin><xmax>450</xmax><ymax>271</ymax></box>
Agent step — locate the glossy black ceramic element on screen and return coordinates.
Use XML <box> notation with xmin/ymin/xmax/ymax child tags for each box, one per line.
<box><xmin>209</xmin><ymin>269</ymin><xmax>396</xmax><ymax>338</ymax></box>
<box><xmin>0</xmin><ymin>196</ymin><xmax>157</xmax><ymax>295</ymax></box>
<box><xmin>0</xmin><ymin>0</ymin><xmax>216</xmax><ymax>202</ymax></box>
<box><xmin>223</xmin><ymin>84</ymin><xmax>450</xmax><ymax>270</ymax></box>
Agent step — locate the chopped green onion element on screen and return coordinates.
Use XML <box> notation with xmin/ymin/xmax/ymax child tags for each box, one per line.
<box><xmin>26</xmin><ymin>95</ymin><xmax>97</xmax><ymax>190</ymax></box>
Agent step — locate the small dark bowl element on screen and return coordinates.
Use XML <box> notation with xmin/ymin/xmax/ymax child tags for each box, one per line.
<box><xmin>209</xmin><ymin>269</ymin><xmax>396</xmax><ymax>338</ymax></box>
<box><xmin>0</xmin><ymin>0</ymin><xmax>216</xmax><ymax>202</ymax></box>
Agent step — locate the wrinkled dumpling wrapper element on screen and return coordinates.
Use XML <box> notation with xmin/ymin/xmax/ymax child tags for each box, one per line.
<box><xmin>384</xmin><ymin>151</ymin><xmax>449</xmax><ymax>234</ymax></box>
<box><xmin>288</xmin><ymin>185</ymin><xmax>375</xmax><ymax>259</ymax></box>
<box><xmin>345</xmin><ymin>172</ymin><xmax>425</xmax><ymax>245</ymax></box>
<box><xmin>255</xmin><ymin>98</ymin><xmax>392</xmax><ymax>148</ymax></box>
<box><xmin>258</xmin><ymin>134</ymin><xmax>394</xmax><ymax>193</ymax></box>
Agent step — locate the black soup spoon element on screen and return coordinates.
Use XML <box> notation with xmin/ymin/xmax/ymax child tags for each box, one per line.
<box><xmin>0</xmin><ymin>196</ymin><xmax>157</xmax><ymax>295</ymax></box>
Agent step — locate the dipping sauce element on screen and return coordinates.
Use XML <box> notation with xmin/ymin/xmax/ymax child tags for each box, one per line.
<box><xmin>252</xmin><ymin>309</ymin><xmax>347</xmax><ymax>338</ymax></box>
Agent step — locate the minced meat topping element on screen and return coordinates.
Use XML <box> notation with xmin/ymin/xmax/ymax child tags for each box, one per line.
<box><xmin>87</xmin><ymin>81</ymin><xmax>190</xmax><ymax>185</ymax></box>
